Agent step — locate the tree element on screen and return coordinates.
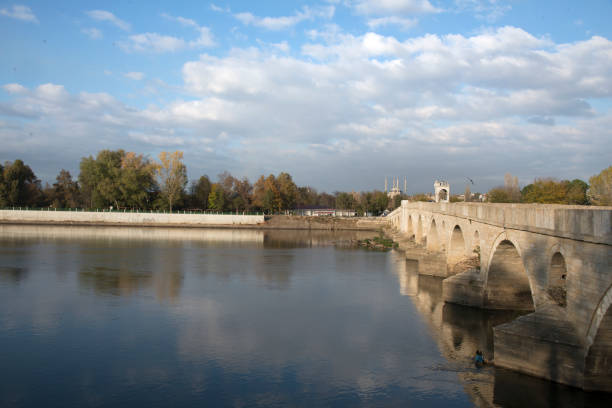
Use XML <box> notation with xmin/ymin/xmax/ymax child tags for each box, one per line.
<box><xmin>263</xmin><ymin>175</ymin><xmax>282</xmax><ymax>213</ymax></box>
<box><xmin>233</xmin><ymin>177</ymin><xmax>253</xmax><ymax>211</ymax></box>
<box><xmin>51</xmin><ymin>169</ymin><xmax>81</xmax><ymax>208</ymax></box>
<box><xmin>411</xmin><ymin>193</ymin><xmax>430</xmax><ymax>202</ymax></box>
<box><xmin>277</xmin><ymin>172</ymin><xmax>298</xmax><ymax>211</ymax></box>
<box><xmin>79</xmin><ymin>150</ymin><xmax>124</xmax><ymax>208</ymax></box>
<box><xmin>504</xmin><ymin>173</ymin><xmax>521</xmax><ymax>202</ymax></box>
<box><xmin>217</xmin><ymin>171</ymin><xmax>237</xmax><ymax>210</ymax></box>
<box><xmin>252</xmin><ymin>175</ymin><xmax>267</xmax><ymax>210</ymax></box>
<box><xmin>79</xmin><ymin>150</ymin><xmax>156</xmax><ymax>209</ymax></box>
<box><xmin>588</xmin><ymin>165</ymin><xmax>612</xmax><ymax>206</ymax></box>
<box><xmin>488</xmin><ymin>188</ymin><xmax>511</xmax><ymax>203</ymax></box>
<box><xmin>119</xmin><ymin>152</ymin><xmax>156</xmax><ymax>209</ymax></box>
<box><xmin>155</xmin><ymin>151</ymin><xmax>187</xmax><ymax>212</ymax></box>
<box><xmin>370</xmin><ymin>191</ymin><xmax>389</xmax><ymax>215</ymax></box>
<box><xmin>567</xmin><ymin>179</ymin><xmax>589</xmax><ymax>205</ymax></box>
<box><xmin>487</xmin><ymin>173</ymin><xmax>521</xmax><ymax>203</ymax></box>
<box><xmin>464</xmin><ymin>185</ymin><xmax>471</xmax><ymax>202</ymax></box>
<box><xmin>207</xmin><ymin>183</ymin><xmax>225</xmax><ymax>210</ymax></box>
<box><xmin>189</xmin><ymin>175</ymin><xmax>212</xmax><ymax>209</ymax></box>
<box><xmin>521</xmin><ymin>179</ymin><xmax>568</xmax><ymax>204</ymax></box>
<box><xmin>0</xmin><ymin>159</ymin><xmax>42</xmax><ymax>207</ymax></box>
<box><xmin>296</xmin><ymin>186</ymin><xmax>319</xmax><ymax>208</ymax></box>
<box><xmin>336</xmin><ymin>192</ymin><xmax>356</xmax><ymax>209</ymax></box>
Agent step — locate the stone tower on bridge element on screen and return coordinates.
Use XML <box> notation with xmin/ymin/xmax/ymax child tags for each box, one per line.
<box><xmin>434</xmin><ymin>180</ymin><xmax>450</xmax><ymax>203</ymax></box>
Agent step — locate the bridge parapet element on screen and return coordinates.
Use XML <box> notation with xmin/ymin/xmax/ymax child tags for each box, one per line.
<box><xmin>400</xmin><ymin>201</ymin><xmax>612</xmax><ymax>245</ymax></box>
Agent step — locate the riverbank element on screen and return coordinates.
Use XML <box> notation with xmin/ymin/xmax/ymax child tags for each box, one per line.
<box><xmin>0</xmin><ymin>210</ymin><xmax>386</xmax><ymax>231</ymax></box>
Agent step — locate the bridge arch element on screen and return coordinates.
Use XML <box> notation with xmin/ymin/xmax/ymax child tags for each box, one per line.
<box><xmin>484</xmin><ymin>233</ymin><xmax>535</xmax><ymax>311</ymax></box>
<box><xmin>584</xmin><ymin>283</ymin><xmax>612</xmax><ymax>392</ymax></box>
<box><xmin>448</xmin><ymin>225</ymin><xmax>466</xmax><ymax>260</ymax></box>
<box><xmin>547</xmin><ymin>244</ymin><xmax>568</xmax><ymax>307</ymax></box>
<box><xmin>427</xmin><ymin>219</ymin><xmax>441</xmax><ymax>251</ymax></box>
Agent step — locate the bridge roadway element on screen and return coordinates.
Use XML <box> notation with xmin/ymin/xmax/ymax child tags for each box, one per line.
<box><xmin>387</xmin><ymin>201</ymin><xmax>612</xmax><ymax>392</ymax></box>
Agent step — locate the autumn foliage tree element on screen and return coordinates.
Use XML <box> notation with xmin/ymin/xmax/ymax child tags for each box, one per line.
<box><xmin>588</xmin><ymin>165</ymin><xmax>612</xmax><ymax>206</ymax></box>
<box><xmin>155</xmin><ymin>151</ymin><xmax>187</xmax><ymax>212</ymax></box>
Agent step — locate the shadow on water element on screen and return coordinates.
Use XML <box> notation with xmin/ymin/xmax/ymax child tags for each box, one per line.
<box><xmin>393</xmin><ymin>251</ymin><xmax>611</xmax><ymax>408</ymax></box>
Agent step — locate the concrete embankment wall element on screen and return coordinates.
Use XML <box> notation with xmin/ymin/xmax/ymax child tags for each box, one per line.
<box><xmin>0</xmin><ymin>211</ymin><xmax>386</xmax><ymax>230</ymax></box>
<box><xmin>0</xmin><ymin>210</ymin><xmax>265</xmax><ymax>227</ymax></box>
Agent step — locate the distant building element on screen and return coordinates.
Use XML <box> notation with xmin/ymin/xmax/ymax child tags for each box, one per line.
<box><xmin>294</xmin><ymin>207</ymin><xmax>357</xmax><ymax>217</ymax></box>
<box><xmin>385</xmin><ymin>176</ymin><xmax>407</xmax><ymax>199</ymax></box>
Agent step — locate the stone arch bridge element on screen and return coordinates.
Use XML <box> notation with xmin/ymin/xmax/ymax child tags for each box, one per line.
<box><xmin>387</xmin><ymin>201</ymin><xmax>612</xmax><ymax>392</ymax></box>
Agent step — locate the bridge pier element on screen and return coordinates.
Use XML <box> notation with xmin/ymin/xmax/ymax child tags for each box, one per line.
<box><xmin>442</xmin><ymin>269</ymin><xmax>485</xmax><ymax>308</ymax></box>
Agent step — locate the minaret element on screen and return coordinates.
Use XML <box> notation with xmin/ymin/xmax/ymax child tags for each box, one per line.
<box><xmin>404</xmin><ymin>177</ymin><xmax>407</xmax><ymax>194</ymax></box>
<box><xmin>385</xmin><ymin>177</ymin><xmax>388</xmax><ymax>192</ymax></box>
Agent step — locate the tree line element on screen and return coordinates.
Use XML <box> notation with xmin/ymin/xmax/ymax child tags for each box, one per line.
<box><xmin>0</xmin><ymin>150</ymin><xmax>393</xmax><ymax>215</ymax></box>
<box><xmin>2</xmin><ymin>151</ymin><xmax>610</xmax><ymax>212</ymax></box>
<box><xmin>486</xmin><ymin>167</ymin><xmax>612</xmax><ymax>205</ymax></box>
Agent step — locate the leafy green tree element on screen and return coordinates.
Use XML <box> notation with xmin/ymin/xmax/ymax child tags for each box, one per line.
<box><xmin>79</xmin><ymin>150</ymin><xmax>156</xmax><ymax>209</ymax></box>
<box><xmin>155</xmin><ymin>151</ymin><xmax>187</xmax><ymax>212</ymax></box>
<box><xmin>336</xmin><ymin>192</ymin><xmax>356</xmax><ymax>209</ymax></box>
<box><xmin>488</xmin><ymin>187</ymin><xmax>512</xmax><ymax>203</ymax></box>
<box><xmin>317</xmin><ymin>192</ymin><xmax>335</xmax><ymax>208</ymax></box>
<box><xmin>233</xmin><ymin>177</ymin><xmax>253</xmax><ymax>211</ymax></box>
<box><xmin>263</xmin><ymin>175</ymin><xmax>282</xmax><ymax>213</ymax></box>
<box><xmin>296</xmin><ymin>186</ymin><xmax>319</xmax><ymax>208</ymax></box>
<box><xmin>252</xmin><ymin>175</ymin><xmax>267</xmax><ymax>211</ymax></box>
<box><xmin>588</xmin><ymin>165</ymin><xmax>612</xmax><ymax>206</ymax></box>
<box><xmin>521</xmin><ymin>179</ymin><xmax>568</xmax><ymax>203</ymax></box>
<box><xmin>79</xmin><ymin>150</ymin><xmax>124</xmax><ymax>208</ymax></box>
<box><xmin>207</xmin><ymin>183</ymin><xmax>225</xmax><ymax>210</ymax></box>
<box><xmin>567</xmin><ymin>179</ymin><xmax>589</xmax><ymax>205</ymax></box>
<box><xmin>277</xmin><ymin>172</ymin><xmax>298</xmax><ymax>210</ymax></box>
<box><xmin>51</xmin><ymin>169</ymin><xmax>81</xmax><ymax>208</ymax></box>
<box><xmin>0</xmin><ymin>159</ymin><xmax>42</xmax><ymax>207</ymax></box>
<box><xmin>119</xmin><ymin>152</ymin><xmax>156</xmax><ymax>209</ymax></box>
<box><xmin>189</xmin><ymin>175</ymin><xmax>212</xmax><ymax>209</ymax></box>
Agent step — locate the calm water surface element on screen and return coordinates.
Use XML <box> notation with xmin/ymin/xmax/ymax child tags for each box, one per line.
<box><xmin>0</xmin><ymin>225</ymin><xmax>608</xmax><ymax>407</ymax></box>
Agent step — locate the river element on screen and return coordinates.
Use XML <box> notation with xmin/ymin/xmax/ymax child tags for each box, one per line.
<box><xmin>0</xmin><ymin>225</ymin><xmax>608</xmax><ymax>407</ymax></box>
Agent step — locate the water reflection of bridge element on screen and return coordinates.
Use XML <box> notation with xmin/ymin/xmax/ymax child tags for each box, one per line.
<box><xmin>391</xmin><ymin>251</ymin><xmax>610</xmax><ymax>407</ymax></box>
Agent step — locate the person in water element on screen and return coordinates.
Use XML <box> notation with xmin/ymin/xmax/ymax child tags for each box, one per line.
<box><xmin>474</xmin><ymin>350</ymin><xmax>485</xmax><ymax>365</ymax></box>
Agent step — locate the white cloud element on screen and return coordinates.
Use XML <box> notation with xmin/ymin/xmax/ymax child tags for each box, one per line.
<box><xmin>121</xmin><ymin>14</ymin><xmax>215</xmax><ymax>53</ymax></box>
<box><xmin>86</xmin><ymin>10</ymin><xmax>130</xmax><ymax>31</ymax></box>
<box><xmin>128</xmin><ymin>131</ymin><xmax>184</xmax><ymax>146</ymax></box>
<box><xmin>0</xmin><ymin>4</ymin><xmax>37</xmax><ymax>22</ymax></box>
<box><xmin>161</xmin><ymin>13</ymin><xmax>198</xmax><ymax>28</ymax></box>
<box><xmin>190</xmin><ymin>27</ymin><xmax>215</xmax><ymax>47</ymax></box>
<box><xmin>1</xmin><ymin>28</ymin><xmax>612</xmax><ymax>192</ymax></box>
<box><xmin>454</xmin><ymin>0</ymin><xmax>511</xmax><ymax>22</ymax></box>
<box><xmin>120</xmin><ymin>33</ymin><xmax>187</xmax><ymax>53</ymax></box>
<box><xmin>81</xmin><ymin>27</ymin><xmax>103</xmax><ymax>40</ymax></box>
<box><xmin>234</xmin><ymin>5</ymin><xmax>335</xmax><ymax>30</ymax></box>
<box><xmin>3</xmin><ymin>83</ymin><xmax>28</xmax><ymax>94</ymax></box>
<box><xmin>210</xmin><ymin>4</ymin><xmax>230</xmax><ymax>13</ymax></box>
<box><xmin>124</xmin><ymin>72</ymin><xmax>145</xmax><ymax>80</ymax></box>
<box><xmin>367</xmin><ymin>16</ymin><xmax>418</xmax><ymax>30</ymax></box>
<box><xmin>352</xmin><ymin>0</ymin><xmax>440</xmax><ymax>15</ymax></box>
<box><xmin>0</xmin><ymin>4</ymin><xmax>38</xmax><ymax>23</ymax></box>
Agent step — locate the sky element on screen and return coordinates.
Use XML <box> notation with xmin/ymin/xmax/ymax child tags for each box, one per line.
<box><xmin>1</xmin><ymin>0</ymin><xmax>611</xmax><ymax>194</ymax></box>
